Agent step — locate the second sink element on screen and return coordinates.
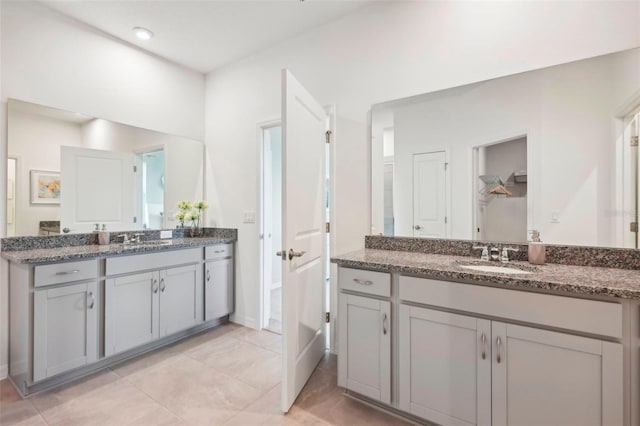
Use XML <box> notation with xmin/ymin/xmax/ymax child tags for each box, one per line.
<box><xmin>457</xmin><ymin>264</ymin><xmax>533</xmax><ymax>275</ymax></box>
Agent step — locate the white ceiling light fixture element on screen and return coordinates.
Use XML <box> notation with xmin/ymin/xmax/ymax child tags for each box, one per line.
<box><xmin>133</xmin><ymin>26</ymin><xmax>153</xmax><ymax>41</ymax></box>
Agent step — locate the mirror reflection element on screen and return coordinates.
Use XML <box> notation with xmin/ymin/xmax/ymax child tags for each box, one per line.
<box><xmin>371</xmin><ymin>47</ymin><xmax>640</xmax><ymax>248</ymax></box>
<box><xmin>7</xmin><ymin>99</ymin><xmax>205</xmax><ymax>236</ymax></box>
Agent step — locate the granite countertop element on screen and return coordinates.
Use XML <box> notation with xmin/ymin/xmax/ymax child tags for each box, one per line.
<box><xmin>332</xmin><ymin>248</ymin><xmax>640</xmax><ymax>300</ymax></box>
<box><xmin>2</xmin><ymin>237</ymin><xmax>235</xmax><ymax>264</ymax></box>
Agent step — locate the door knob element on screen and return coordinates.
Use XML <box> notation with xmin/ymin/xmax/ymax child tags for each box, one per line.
<box><xmin>288</xmin><ymin>248</ymin><xmax>307</xmax><ymax>260</ymax></box>
<box><xmin>276</xmin><ymin>250</ymin><xmax>285</xmax><ymax>259</ymax></box>
<box><xmin>414</xmin><ymin>225</ymin><xmax>422</xmax><ymax>230</ymax></box>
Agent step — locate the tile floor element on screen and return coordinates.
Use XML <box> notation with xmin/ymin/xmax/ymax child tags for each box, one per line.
<box><xmin>0</xmin><ymin>323</ymin><xmax>410</xmax><ymax>426</ymax></box>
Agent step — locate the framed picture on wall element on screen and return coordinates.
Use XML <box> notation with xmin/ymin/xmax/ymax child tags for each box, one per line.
<box><xmin>30</xmin><ymin>170</ymin><xmax>60</xmax><ymax>204</ymax></box>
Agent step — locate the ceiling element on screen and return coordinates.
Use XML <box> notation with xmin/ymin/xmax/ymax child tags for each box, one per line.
<box><xmin>41</xmin><ymin>0</ymin><xmax>372</xmax><ymax>74</ymax></box>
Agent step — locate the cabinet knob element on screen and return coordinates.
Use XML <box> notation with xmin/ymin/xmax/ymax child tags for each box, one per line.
<box><xmin>160</xmin><ymin>278</ymin><xmax>166</xmax><ymax>292</ymax></box>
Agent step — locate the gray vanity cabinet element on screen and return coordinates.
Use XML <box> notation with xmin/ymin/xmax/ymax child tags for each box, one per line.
<box><xmin>105</xmin><ymin>272</ymin><xmax>159</xmax><ymax>357</ymax></box>
<box><xmin>204</xmin><ymin>244</ymin><xmax>234</xmax><ymax>321</ymax></box>
<box><xmin>33</xmin><ymin>281</ymin><xmax>98</xmax><ymax>382</ymax></box>
<box><xmin>105</xmin><ymin>248</ymin><xmax>203</xmax><ymax>357</ymax></box>
<box><xmin>338</xmin><ymin>268</ymin><xmax>391</xmax><ymax>404</ymax></box>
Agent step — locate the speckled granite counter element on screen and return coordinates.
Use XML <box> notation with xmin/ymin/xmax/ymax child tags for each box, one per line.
<box><xmin>332</xmin><ymin>248</ymin><xmax>640</xmax><ymax>300</ymax></box>
<box><xmin>1</xmin><ymin>237</ymin><xmax>235</xmax><ymax>264</ymax></box>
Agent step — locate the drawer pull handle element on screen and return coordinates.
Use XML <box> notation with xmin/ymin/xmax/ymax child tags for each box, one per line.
<box><xmin>353</xmin><ymin>278</ymin><xmax>373</xmax><ymax>286</ymax></box>
<box><xmin>160</xmin><ymin>278</ymin><xmax>166</xmax><ymax>292</ymax></box>
<box><xmin>382</xmin><ymin>313</ymin><xmax>388</xmax><ymax>335</ymax></box>
<box><xmin>88</xmin><ymin>292</ymin><xmax>95</xmax><ymax>309</ymax></box>
<box><xmin>206</xmin><ymin>269</ymin><xmax>211</xmax><ymax>282</ymax></box>
<box><xmin>214</xmin><ymin>250</ymin><xmax>225</xmax><ymax>254</ymax></box>
<box><xmin>481</xmin><ymin>333</ymin><xmax>487</xmax><ymax>360</ymax></box>
<box><xmin>55</xmin><ymin>269</ymin><xmax>80</xmax><ymax>275</ymax></box>
<box><xmin>153</xmin><ymin>279</ymin><xmax>159</xmax><ymax>294</ymax></box>
<box><xmin>496</xmin><ymin>336</ymin><xmax>502</xmax><ymax>364</ymax></box>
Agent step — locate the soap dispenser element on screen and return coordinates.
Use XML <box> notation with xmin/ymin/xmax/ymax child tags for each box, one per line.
<box><xmin>528</xmin><ymin>230</ymin><xmax>545</xmax><ymax>265</ymax></box>
<box><xmin>98</xmin><ymin>224</ymin><xmax>110</xmax><ymax>245</ymax></box>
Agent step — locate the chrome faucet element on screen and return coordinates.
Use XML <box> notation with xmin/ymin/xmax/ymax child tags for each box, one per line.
<box><xmin>501</xmin><ymin>247</ymin><xmax>520</xmax><ymax>263</ymax></box>
<box><xmin>473</xmin><ymin>246</ymin><xmax>489</xmax><ymax>261</ymax></box>
<box><xmin>118</xmin><ymin>233</ymin><xmax>130</xmax><ymax>245</ymax></box>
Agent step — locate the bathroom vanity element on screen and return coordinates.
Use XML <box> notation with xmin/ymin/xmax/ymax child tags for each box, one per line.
<box><xmin>333</xmin><ymin>237</ymin><xmax>640</xmax><ymax>426</ymax></box>
<box><xmin>2</xmin><ymin>229</ymin><xmax>236</xmax><ymax>396</ymax></box>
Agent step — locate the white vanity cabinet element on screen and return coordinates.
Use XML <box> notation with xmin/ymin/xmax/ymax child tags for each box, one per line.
<box><xmin>204</xmin><ymin>244</ymin><xmax>234</xmax><ymax>320</ymax></box>
<box><xmin>105</xmin><ymin>249</ymin><xmax>203</xmax><ymax>357</ymax></box>
<box><xmin>32</xmin><ymin>260</ymin><xmax>99</xmax><ymax>382</ymax></box>
<box><xmin>398</xmin><ymin>276</ymin><xmax>624</xmax><ymax>426</ymax></box>
<box><xmin>338</xmin><ymin>268</ymin><xmax>391</xmax><ymax>404</ymax></box>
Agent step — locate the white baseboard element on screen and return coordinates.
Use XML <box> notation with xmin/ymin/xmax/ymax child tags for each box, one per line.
<box><xmin>0</xmin><ymin>364</ymin><xmax>7</xmax><ymax>380</ymax></box>
<box><xmin>229</xmin><ymin>314</ymin><xmax>260</xmax><ymax>330</ymax></box>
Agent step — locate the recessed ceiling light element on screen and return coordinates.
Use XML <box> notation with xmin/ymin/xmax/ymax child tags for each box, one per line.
<box><xmin>133</xmin><ymin>27</ymin><xmax>153</xmax><ymax>41</ymax></box>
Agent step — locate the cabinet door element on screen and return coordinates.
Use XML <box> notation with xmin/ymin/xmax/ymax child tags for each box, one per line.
<box><xmin>398</xmin><ymin>305</ymin><xmax>491</xmax><ymax>426</ymax></box>
<box><xmin>34</xmin><ymin>281</ymin><xmax>98</xmax><ymax>381</ymax></box>
<box><xmin>492</xmin><ymin>322</ymin><xmax>623</xmax><ymax>426</ymax></box>
<box><xmin>105</xmin><ymin>272</ymin><xmax>159</xmax><ymax>357</ymax></box>
<box><xmin>338</xmin><ymin>293</ymin><xmax>391</xmax><ymax>404</ymax></box>
<box><xmin>159</xmin><ymin>264</ymin><xmax>203</xmax><ymax>337</ymax></box>
<box><xmin>205</xmin><ymin>258</ymin><xmax>234</xmax><ymax>320</ymax></box>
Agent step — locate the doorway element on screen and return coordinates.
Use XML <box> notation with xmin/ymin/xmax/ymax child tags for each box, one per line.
<box><xmin>473</xmin><ymin>136</ymin><xmax>528</xmax><ymax>242</ymax></box>
<box><xmin>139</xmin><ymin>149</ymin><xmax>165</xmax><ymax>230</ymax></box>
<box><xmin>261</xmin><ymin>124</ymin><xmax>283</xmax><ymax>334</ymax></box>
<box><xmin>412</xmin><ymin>151</ymin><xmax>448</xmax><ymax>238</ymax></box>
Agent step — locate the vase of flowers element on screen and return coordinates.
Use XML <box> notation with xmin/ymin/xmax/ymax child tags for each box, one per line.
<box><xmin>175</xmin><ymin>200</ymin><xmax>208</xmax><ymax>237</ymax></box>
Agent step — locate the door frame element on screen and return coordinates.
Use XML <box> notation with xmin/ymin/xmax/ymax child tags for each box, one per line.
<box><xmin>257</xmin><ymin>118</ymin><xmax>281</xmax><ymax>330</ymax></box>
<box><xmin>134</xmin><ymin>144</ymin><xmax>165</xmax><ymax>230</ymax></box>
<box><xmin>471</xmin><ymin>131</ymin><xmax>533</xmax><ymax>242</ymax></box>
<box><xmin>411</xmin><ymin>148</ymin><xmax>451</xmax><ymax>238</ymax></box>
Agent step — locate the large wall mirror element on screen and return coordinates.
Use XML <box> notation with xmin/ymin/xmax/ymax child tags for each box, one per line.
<box><xmin>7</xmin><ymin>99</ymin><xmax>205</xmax><ymax>237</ymax></box>
<box><xmin>371</xmin><ymin>47</ymin><xmax>640</xmax><ymax>248</ymax></box>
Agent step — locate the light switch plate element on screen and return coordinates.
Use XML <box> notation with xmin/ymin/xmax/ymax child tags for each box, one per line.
<box><xmin>160</xmin><ymin>230</ymin><xmax>173</xmax><ymax>239</ymax></box>
<box><xmin>243</xmin><ymin>211</ymin><xmax>256</xmax><ymax>224</ymax></box>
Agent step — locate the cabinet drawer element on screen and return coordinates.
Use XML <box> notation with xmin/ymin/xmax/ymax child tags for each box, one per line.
<box><xmin>400</xmin><ymin>276</ymin><xmax>623</xmax><ymax>339</ymax></box>
<box><xmin>205</xmin><ymin>244</ymin><xmax>233</xmax><ymax>261</ymax></box>
<box><xmin>35</xmin><ymin>259</ymin><xmax>98</xmax><ymax>287</ymax></box>
<box><xmin>339</xmin><ymin>267</ymin><xmax>391</xmax><ymax>298</ymax></box>
<box><xmin>106</xmin><ymin>248</ymin><xmax>201</xmax><ymax>276</ymax></box>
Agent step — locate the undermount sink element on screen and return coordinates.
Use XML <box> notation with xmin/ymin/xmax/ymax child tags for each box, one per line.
<box><xmin>458</xmin><ymin>264</ymin><xmax>533</xmax><ymax>275</ymax></box>
<box><xmin>454</xmin><ymin>260</ymin><xmax>537</xmax><ymax>275</ymax></box>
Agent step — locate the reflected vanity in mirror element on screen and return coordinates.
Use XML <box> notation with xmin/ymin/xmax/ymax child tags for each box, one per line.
<box><xmin>6</xmin><ymin>99</ymin><xmax>205</xmax><ymax>236</ymax></box>
<box><xmin>371</xmin><ymin>47</ymin><xmax>640</xmax><ymax>248</ymax></box>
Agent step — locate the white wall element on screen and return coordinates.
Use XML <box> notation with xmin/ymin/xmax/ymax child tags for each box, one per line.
<box><xmin>391</xmin><ymin>49</ymin><xmax>640</xmax><ymax>246</ymax></box>
<box><xmin>0</xmin><ymin>1</ymin><xmax>205</xmax><ymax>378</ymax></box>
<box><xmin>8</xmin><ymin>110</ymin><xmax>83</xmax><ymax>236</ymax></box>
<box><xmin>204</xmin><ymin>1</ymin><xmax>640</xmax><ymax>328</ymax></box>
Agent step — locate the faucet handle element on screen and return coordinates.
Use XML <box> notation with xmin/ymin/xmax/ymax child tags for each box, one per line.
<box><xmin>501</xmin><ymin>247</ymin><xmax>520</xmax><ymax>263</ymax></box>
<box><xmin>472</xmin><ymin>246</ymin><xmax>489</xmax><ymax>261</ymax></box>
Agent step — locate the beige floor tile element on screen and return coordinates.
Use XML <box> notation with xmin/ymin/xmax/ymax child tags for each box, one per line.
<box><xmin>188</xmin><ymin>338</ymin><xmax>281</xmax><ymax>391</ymax></box>
<box><xmin>171</xmin><ymin>322</ymin><xmax>243</xmax><ymax>354</ymax></box>
<box><xmin>110</xmin><ymin>345</ymin><xmax>182</xmax><ymax>379</ymax></box>
<box><xmin>232</xmin><ymin>328</ymin><xmax>282</xmax><ymax>353</ymax></box>
<box><xmin>38</xmin><ymin>378</ymin><xmax>170</xmax><ymax>426</ymax></box>
<box><xmin>0</xmin><ymin>396</ymin><xmax>43</xmax><ymax>426</ymax></box>
<box><xmin>128</xmin><ymin>355</ymin><xmax>263</xmax><ymax>415</ymax></box>
<box><xmin>30</xmin><ymin>369</ymin><xmax>121</xmax><ymax>413</ymax></box>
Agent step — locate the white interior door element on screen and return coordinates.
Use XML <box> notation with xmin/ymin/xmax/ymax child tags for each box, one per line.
<box><xmin>280</xmin><ymin>69</ymin><xmax>327</xmax><ymax>412</ymax></box>
<box><xmin>413</xmin><ymin>151</ymin><xmax>447</xmax><ymax>237</ymax></box>
<box><xmin>61</xmin><ymin>146</ymin><xmax>136</xmax><ymax>233</ymax></box>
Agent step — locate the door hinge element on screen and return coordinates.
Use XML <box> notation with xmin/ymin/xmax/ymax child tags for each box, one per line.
<box><xmin>133</xmin><ymin>165</ymin><xmax>137</xmax><ymax>172</ymax></box>
<box><xmin>445</xmin><ymin>216</ymin><xmax>448</xmax><ymax>224</ymax></box>
<box><xmin>325</xmin><ymin>130</ymin><xmax>332</xmax><ymax>144</ymax></box>
<box><xmin>325</xmin><ymin>312</ymin><xmax>330</xmax><ymax>323</ymax></box>
<box><xmin>133</xmin><ymin>216</ymin><xmax>137</xmax><ymax>224</ymax></box>
<box><xmin>631</xmin><ymin>136</ymin><xmax>639</xmax><ymax>147</ymax></box>
<box><xmin>326</xmin><ymin>222</ymin><xmax>330</xmax><ymax>233</ymax></box>
<box><xmin>631</xmin><ymin>222</ymin><xmax>638</xmax><ymax>232</ymax></box>
<box><xmin>444</xmin><ymin>162</ymin><xmax>449</xmax><ymax>170</ymax></box>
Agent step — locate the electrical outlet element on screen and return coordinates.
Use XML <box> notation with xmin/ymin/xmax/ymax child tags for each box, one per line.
<box><xmin>551</xmin><ymin>211</ymin><xmax>560</xmax><ymax>223</ymax></box>
<box><xmin>160</xmin><ymin>230</ymin><xmax>173</xmax><ymax>239</ymax></box>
